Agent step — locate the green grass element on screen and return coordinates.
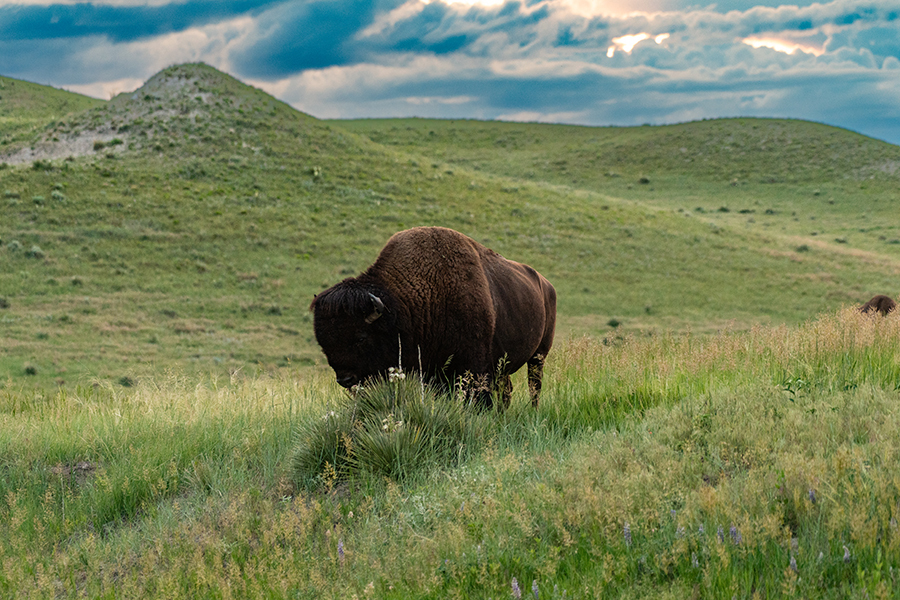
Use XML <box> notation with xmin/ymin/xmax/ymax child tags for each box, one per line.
<box><xmin>2</xmin><ymin>66</ymin><xmax>899</xmax><ymax>388</ymax></box>
<box><xmin>3</xmin><ymin>63</ymin><xmax>900</xmax><ymax>597</ymax></box>
<box><xmin>3</xmin><ymin>307</ymin><xmax>900</xmax><ymax>598</ymax></box>
<box><xmin>0</xmin><ymin>75</ymin><xmax>104</xmax><ymax>148</ymax></box>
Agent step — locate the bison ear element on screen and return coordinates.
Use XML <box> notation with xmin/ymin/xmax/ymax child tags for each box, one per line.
<box><xmin>365</xmin><ymin>293</ymin><xmax>385</xmax><ymax>324</ymax></box>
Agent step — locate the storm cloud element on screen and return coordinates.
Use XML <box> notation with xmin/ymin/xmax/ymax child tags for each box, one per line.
<box><xmin>1</xmin><ymin>0</ymin><xmax>898</xmax><ymax>143</ymax></box>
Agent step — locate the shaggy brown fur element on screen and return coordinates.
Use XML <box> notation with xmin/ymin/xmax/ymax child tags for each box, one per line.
<box><xmin>859</xmin><ymin>295</ymin><xmax>897</xmax><ymax>316</ymax></box>
<box><xmin>311</xmin><ymin>227</ymin><xmax>556</xmax><ymax>409</ymax></box>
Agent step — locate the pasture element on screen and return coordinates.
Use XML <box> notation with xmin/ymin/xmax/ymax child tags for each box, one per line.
<box><xmin>3</xmin><ymin>63</ymin><xmax>900</xmax><ymax>598</ymax></box>
<box><xmin>4</xmin><ymin>309</ymin><xmax>900</xmax><ymax>598</ymax></box>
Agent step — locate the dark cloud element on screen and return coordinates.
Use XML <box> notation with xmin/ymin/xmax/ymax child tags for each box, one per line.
<box><xmin>0</xmin><ymin>1</ymin><xmax>283</xmax><ymax>42</ymax></box>
<box><xmin>0</xmin><ymin>0</ymin><xmax>897</xmax><ymax>144</ymax></box>
<box><xmin>231</xmin><ymin>0</ymin><xmax>383</xmax><ymax>76</ymax></box>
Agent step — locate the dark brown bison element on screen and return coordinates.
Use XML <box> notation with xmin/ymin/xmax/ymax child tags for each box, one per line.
<box><xmin>310</xmin><ymin>227</ymin><xmax>556</xmax><ymax>409</ymax></box>
<box><xmin>860</xmin><ymin>295</ymin><xmax>896</xmax><ymax>316</ymax></box>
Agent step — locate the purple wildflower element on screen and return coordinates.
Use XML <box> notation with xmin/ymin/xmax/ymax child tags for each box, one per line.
<box><xmin>808</xmin><ymin>489</ymin><xmax>817</xmax><ymax>504</ymax></box>
<box><xmin>511</xmin><ymin>577</ymin><xmax>522</xmax><ymax>600</ymax></box>
<box><xmin>532</xmin><ymin>579</ymin><xmax>539</xmax><ymax>599</ymax></box>
<box><xmin>730</xmin><ymin>524</ymin><xmax>741</xmax><ymax>545</ymax></box>
<box><xmin>790</xmin><ymin>555</ymin><xmax>798</xmax><ymax>573</ymax></box>
<box><xmin>717</xmin><ymin>525</ymin><xmax>724</xmax><ymax>543</ymax></box>
<box><xmin>338</xmin><ymin>538</ymin><xmax>345</xmax><ymax>566</ymax></box>
<box><xmin>624</xmin><ymin>522</ymin><xmax>632</xmax><ymax>547</ymax></box>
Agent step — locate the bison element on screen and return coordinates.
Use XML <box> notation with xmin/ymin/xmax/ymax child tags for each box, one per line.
<box><xmin>310</xmin><ymin>226</ymin><xmax>556</xmax><ymax>409</ymax></box>
<box><xmin>859</xmin><ymin>294</ymin><xmax>896</xmax><ymax>316</ymax></box>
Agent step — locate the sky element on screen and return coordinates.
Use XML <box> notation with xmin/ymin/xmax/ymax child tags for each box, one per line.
<box><xmin>1</xmin><ymin>0</ymin><xmax>899</xmax><ymax>144</ymax></box>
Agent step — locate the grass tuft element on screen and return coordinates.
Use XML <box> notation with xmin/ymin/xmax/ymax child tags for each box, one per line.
<box><xmin>292</xmin><ymin>374</ymin><xmax>491</xmax><ymax>485</ymax></box>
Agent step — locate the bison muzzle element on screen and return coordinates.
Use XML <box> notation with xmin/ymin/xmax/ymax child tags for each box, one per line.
<box><xmin>310</xmin><ymin>227</ymin><xmax>556</xmax><ymax>409</ymax></box>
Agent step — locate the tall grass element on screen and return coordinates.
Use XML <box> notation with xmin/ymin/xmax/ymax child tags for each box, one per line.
<box><xmin>3</xmin><ymin>306</ymin><xmax>900</xmax><ymax>598</ymax></box>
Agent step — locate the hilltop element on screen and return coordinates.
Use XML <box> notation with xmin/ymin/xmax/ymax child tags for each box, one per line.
<box><xmin>1</xmin><ymin>63</ymin><xmax>900</xmax><ymax>387</ymax></box>
<box><xmin>1</xmin><ymin>63</ymin><xmax>351</xmax><ymax>165</ymax></box>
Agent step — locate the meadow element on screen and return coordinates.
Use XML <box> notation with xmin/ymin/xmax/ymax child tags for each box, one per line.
<box><xmin>3</xmin><ymin>63</ymin><xmax>900</xmax><ymax>598</ymax></box>
<box><xmin>4</xmin><ymin>308</ymin><xmax>900</xmax><ymax>598</ymax></box>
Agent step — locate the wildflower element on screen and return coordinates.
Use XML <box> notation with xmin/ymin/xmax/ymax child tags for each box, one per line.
<box><xmin>730</xmin><ymin>523</ymin><xmax>741</xmax><ymax>545</ymax></box>
<box><xmin>808</xmin><ymin>489</ymin><xmax>817</xmax><ymax>504</ymax></box>
<box><xmin>323</xmin><ymin>410</ymin><xmax>336</xmax><ymax>420</ymax></box>
<box><xmin>532</xmin><ymin>580</ymin><xmax>539</xmax><ymax>599</ymax></box>
<box><xmin>844</xmin><ymin>545</ymin><xmax>851</xmax><ymax>563</ymax></box>
<box><xmin>691</xmin><ymin>552</ymin><xmax>699</xmax><ymax>569</ymax></box>
<box><xmin>338</xmin><ymin>538</ymin><xmax>345</xmax><ymax>566</ymax></box>
<box><xmin>671</xmin><ymin>509</ymin><xmax>677</xmax><ymax>521</ymax></box>
<box><xmin>698</xmin><ymin>524</ymin><xmax>705</xmax><ymax>535</ymax></box>
<box><xmin>790</xmin><ymin>555</ymin><xmax>798</xmax><ymax>573</ymax></box>
<box><xmin>623</xmin><ymin>522</ymin><xmax>632</xmax><ymax>547</ymax></box>
<box><xmin>717</xmin><ymin>525</ymin><xmax>725</xmax><ymax>543</ymax></box>
<box><xmin>676</xmin><ymin>526</ymin><xmax>685</xmax><ymax>539</ymax></box>
<box><xmin>388</xmin><ymin>366</ymin><xmax>406</xmax><ymax>382</ymax></box>
<box><xmin>511</xmin><ymin>577</ymin><xmax>522</xmax><ymax>599</ymax></box>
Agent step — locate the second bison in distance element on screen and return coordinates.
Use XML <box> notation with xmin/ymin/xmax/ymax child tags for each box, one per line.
<box><xmin>311</xmin><ymin>226</ymin><xmax>556</xmax><ymax>410</ymax></box>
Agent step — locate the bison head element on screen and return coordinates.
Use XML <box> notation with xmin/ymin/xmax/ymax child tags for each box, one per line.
<box><xmin>310</xmin><ymin>280</ymin><xmax>399</xmax><ymax>388</ymax></box>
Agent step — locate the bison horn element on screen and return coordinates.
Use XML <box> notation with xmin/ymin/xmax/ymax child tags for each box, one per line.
<box><xmin>365</xmin><ymin>293</ymin><xmax>385</xmax><ymax>324</ymax></box>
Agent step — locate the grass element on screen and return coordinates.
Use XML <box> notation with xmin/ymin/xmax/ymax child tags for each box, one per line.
<box><xmin>3</xmin><ymin>307</ymin><xmax>900</xmax><ymax>597</ymax></box>
<box><xmin>0</xmin><ymin>75</ymin><xmax>104</xmax><ymax>149</ymax></box>
<box><xmin>2</xmin><ymin>66</ymin><xmax>899</xmax><ymax>388</ymax></box>
<box><xmin>3</xmin><ymin>63</ymin><xmax>900</xmax><ymax>597</ymax></box>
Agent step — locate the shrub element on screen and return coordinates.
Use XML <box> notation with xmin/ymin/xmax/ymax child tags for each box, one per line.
<box><xmin>26</xmin><ymin>245</ymin><xmax>45</xmax><ymax>259</ymax></box>
<box><xmin>292</xmin><ymin>374</ymin><xmax>489</xmax><ymax>485</ymax></box>
<box><xmin>7</xmin><ymin>240</ymin><xmax>22</xmax><ymax>252</ymax></box>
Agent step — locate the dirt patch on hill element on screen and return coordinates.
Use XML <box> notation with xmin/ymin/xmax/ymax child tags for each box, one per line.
<box><xmin>2</xmin><ymin>131</ymin><xmax>131</xmax><ymax>164</ymax></box>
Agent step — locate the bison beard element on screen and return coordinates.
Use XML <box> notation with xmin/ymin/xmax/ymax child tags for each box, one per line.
<box><xmin>310</xmin><ymin>227</ymin><xmax>556</xmax><ymax>410</ymax></box>
<box><xmin>860</xmin><ymin>294</ymin><xmax>897</xmax><ymax>316</ymax></box>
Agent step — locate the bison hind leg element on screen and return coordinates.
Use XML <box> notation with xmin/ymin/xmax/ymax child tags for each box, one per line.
<box><xmin>527</xmin><ymin>354</ymin><xmax>545</xmax><ymax>408</ymax></box>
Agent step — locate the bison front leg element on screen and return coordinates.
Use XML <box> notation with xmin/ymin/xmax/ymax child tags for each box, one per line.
<box><xmin>527</xmin><ymin>354</ymin><xmax>545</xmax><ymax>408</ymax></box>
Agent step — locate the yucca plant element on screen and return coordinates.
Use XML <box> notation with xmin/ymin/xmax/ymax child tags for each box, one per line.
<box><xmin>291</xmin><ymin>372</ymin><xmax>491</xmax><ymax>485</ymax></box>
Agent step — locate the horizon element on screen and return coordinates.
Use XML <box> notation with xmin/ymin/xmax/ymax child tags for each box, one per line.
<box><xmin>1</xmin><ymin>0</ymin><xmax>899</xmax><ymax>145</ymax></box>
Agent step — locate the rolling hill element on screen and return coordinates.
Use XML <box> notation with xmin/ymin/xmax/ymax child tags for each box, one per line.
<box><xmin>1</xmin><ymin>63</ymin><xmax>899</xmax><ymax>388</ymax></box>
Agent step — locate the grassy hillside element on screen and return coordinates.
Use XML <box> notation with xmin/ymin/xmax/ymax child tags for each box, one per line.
<box><xmin>0</xmin><ymin>75</ymin><xmax>104</xmax><ymax>147</ymax></box>
<box><xmin>335</xmin><ymin>117</ymin><xmax>900</xmax><ymax>256</ymax></box>
<box><xmin>1</xmin><ymin>64</ymin><xmax>899</xmax><ymax>391</ymax></box>
<box><xmin>4</xmin><ymin>64</ymin><xmax>900</xmax><ymax>599</ymax></box>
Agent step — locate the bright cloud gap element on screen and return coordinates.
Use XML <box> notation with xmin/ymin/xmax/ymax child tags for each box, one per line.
<box><xmin>742</xmin><ymin>37</ymin><xmax>825</xmax><ymax>56</ymax></box>
<box><xmin>606</xmin><ymin>33</ymin><xmax>669</xmax><ymax>57</ymax></box>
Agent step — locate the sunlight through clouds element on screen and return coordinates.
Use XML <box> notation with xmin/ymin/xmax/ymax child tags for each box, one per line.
<box><xmin>606</xmin><ymin>32</ymin><xmax>669</xmax><ymax>57</ymax></box>
<box><xmin>742</xmin><ymin>37</ymin><xmax>825</xmax><ymax>56</ymax></box>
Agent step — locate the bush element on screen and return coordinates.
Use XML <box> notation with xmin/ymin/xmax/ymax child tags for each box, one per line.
<box><xmin>291</xmin><ymin>374</ymin><xmax>490</xmax><ymax>485</ymax></box>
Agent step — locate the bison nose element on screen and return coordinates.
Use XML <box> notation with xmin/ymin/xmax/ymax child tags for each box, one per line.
<box><xmin>336</xmin><ymin>374</ymin><xmax>358</xmax><ymax>388</ymax></box>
